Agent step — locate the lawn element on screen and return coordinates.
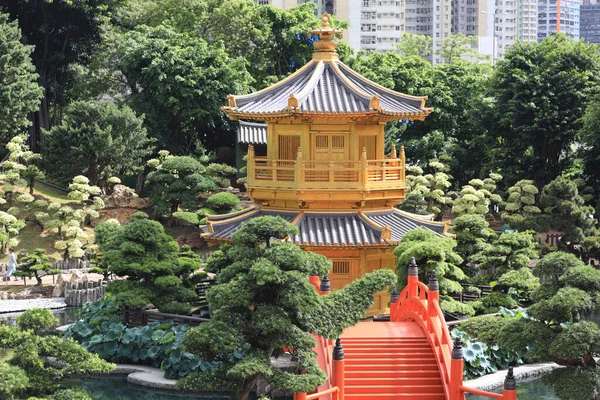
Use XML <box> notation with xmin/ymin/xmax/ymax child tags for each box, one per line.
<box><xmin>32</xmin><ymin>181</ymin><xmax>71</xmax><ymax>203</ymax></box>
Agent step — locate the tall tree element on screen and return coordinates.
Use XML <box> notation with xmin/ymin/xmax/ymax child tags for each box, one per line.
<box><xmin>0</xmin><ymin>0</ymin><xmax>125</xmax><ymax>146</ymax></box>
<box><xmin>42</xmin><ymin>100</ymin><xmax>154</xmax><ymax>189</ymax></box>
<box><xmin>489</xmin><ymin>35</ymin><xmax>600</xmax><ymax>188</ymax></box>
<box><xmin>179</xmin><ymin>216</ymin><xmax>395</xmax><ymax>400</ymax></box>
<box><xmin>118</xmin><ymin>24</ymin><xmax>251</xmax><ymax>154</ymax></box>
<box><xmin>0</xmin><ymin>12</ymin><xmax>42</xmax><ymax>139</ymax></box>
<box><xmin>579</xmin><ymin>95</ymin><xmax>600</xmax><ymax>215</ymax></box>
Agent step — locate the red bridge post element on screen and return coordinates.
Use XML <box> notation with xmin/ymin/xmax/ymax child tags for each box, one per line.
<box><xmin>450</xmin><ymin>338</ymin><xmax>465</xmax><ymax>400</ymax></box>
<box><xmin>389</xmin><ymin>286</ymin><xmax>399</xmax><ymax>321</ymax></box>
<box><xmin>320</xmin><ymin>274</ymin><xmax>331</xmax><ymax>295</ymax></box>
<box><xmin>502</xmin><ymin>367</ymin><xmax>517</xmax><ymax>400</ymax></box>
<box><xmin>332</xmin><ymin>338</ymin><xmax>345</xmax><ymax>400</ymax></box>
<box><xmin>407</xmin><ymin>257</ymin><xmax>419</xmax><ymax>298</ymax></box>
<box><xmin>309</xmin><ymin>274</ymin><xmax>321</xmax><ymax>292</ymax></box>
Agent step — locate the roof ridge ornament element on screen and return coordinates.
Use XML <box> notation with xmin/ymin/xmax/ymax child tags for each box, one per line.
<box><xmin>309</xmin><ymin>12</ymin><xmax>343</xmax><ymax>57</ymax></box>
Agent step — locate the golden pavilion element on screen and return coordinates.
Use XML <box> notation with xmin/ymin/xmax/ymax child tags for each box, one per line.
<box><xmin>204</xmin><ymin>13</ymin><xmax>448</xmax><ymax>316</ymax></box>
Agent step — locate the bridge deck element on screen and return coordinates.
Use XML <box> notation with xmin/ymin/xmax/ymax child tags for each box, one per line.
<box><xmin>341</xmin><ymin>321</ymin><xmax>426</xmax><ymax>339</ymax></box>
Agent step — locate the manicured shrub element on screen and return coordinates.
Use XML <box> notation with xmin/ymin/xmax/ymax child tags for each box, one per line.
<box><xmin>205</xmin><ymin>192</ymin><xmax>240</xmax><ymax>211</ymax></box>
<box><xmin>17</xmin><ymin>308</ymin><xmax>59</xmax><ymax>334</ymax></box>
<box><xmin>460</xmin><ymin>315</ymin><xmax>514</xmax><ymax>345</ymax></box>
<box><xmin>480</xmin><ymin>292</ymin><xmax>517</xmax><ymax>314</ymax></box>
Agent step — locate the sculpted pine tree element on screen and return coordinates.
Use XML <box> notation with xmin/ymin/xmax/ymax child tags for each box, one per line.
<box><xmin>13</xmin><ymin>248</ymin><xmax>60</xmax><ymax>286</ymax></box>
<box><xmin>178</xmin><ymin>216</ymin><xmax>396</xmax><ymax>400</ymax></box>
<box><xmin>502</xmin><ymin>180</ymin><xmax>541</xmax><ymax>230</ymax></box>
<box><xmin>401</xmin><ymin>159</ymin><xmax>453</xmax><ymax>219</ymax></box>
<box><xmin>104</xmin><ymin>218</ymin><xmax>200</xmax><ymax>314</ymax></box>
<box><xmin>452</xmin><ymin>173</ymin><xmax>503</xmax><ymax>216</ymax></box>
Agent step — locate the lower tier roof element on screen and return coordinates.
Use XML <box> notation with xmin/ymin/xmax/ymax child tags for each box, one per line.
<box><xmin>203</xmin><ymin>206</ymin><xmax>448</xmax><ymax>247</ymax></box>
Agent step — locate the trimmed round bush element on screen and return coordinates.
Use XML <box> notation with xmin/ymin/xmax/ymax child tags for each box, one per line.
<box><xmin>205</xmin><ymin>192</ymin><xmax>240</xmax><ymax>211</ymax></box>
<box><xmin>17</xmin><ymin>308</ymin><xmax>59</xmax><ymax>334</ymax></box>
<box><xmin>481</xmin><ymin>293</ymin><xmax>517</xmax><ymax>314</ymax></box>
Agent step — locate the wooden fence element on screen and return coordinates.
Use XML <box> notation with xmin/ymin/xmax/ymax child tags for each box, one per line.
<box><xmin>122</xmin><ymin>307</ymin><xmax>210</xmax><ymax>327</ymax></box>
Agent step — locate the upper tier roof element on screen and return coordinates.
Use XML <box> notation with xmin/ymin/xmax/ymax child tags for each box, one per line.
<box><xmin>222</xmin><ymin>13</ymin><xmax>433</xmax><ymax>121</ymax></box>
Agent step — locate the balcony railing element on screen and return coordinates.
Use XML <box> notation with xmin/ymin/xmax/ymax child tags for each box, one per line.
<box><xmin>247</xmin><ymin>145</ymin><xmax>406</xmax><ymax>191</ymax></box>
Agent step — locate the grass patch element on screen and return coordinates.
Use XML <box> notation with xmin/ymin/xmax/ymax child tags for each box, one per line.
<box><xmin>32</xmin><ymin>181</ymin><xmax>71</xmax><ymax>203</ymax></box>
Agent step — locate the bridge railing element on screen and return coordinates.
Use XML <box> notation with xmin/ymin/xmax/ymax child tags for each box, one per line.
<box><xmin>391</xmin><ymin>258</ymin><xmax>517</xmax><ymax>400</ymax></box>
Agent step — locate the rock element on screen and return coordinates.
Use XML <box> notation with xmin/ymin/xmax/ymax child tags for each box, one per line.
<box><xmin>0</xmin><ymin>291</ymin><xmax>7</xmax><ymax>300</ymax></box>
<box><xmin>103</xmin><ymin>185</ymin><xmax>151</xmax><ymax>209</ymax></box>
<box><xmin>175</xmin><ymin>233</ymin><xmax>206</xmax><ymax>250</ymax></box>
<box><xmin>69</xmin><ymin>271</ymin><xmax>84</xmax><ymax>283</ymax></box>
<box><xmin>52</xmin><ymin>274</ymin><xmax>66</xmax><ymax>297</ymax></box>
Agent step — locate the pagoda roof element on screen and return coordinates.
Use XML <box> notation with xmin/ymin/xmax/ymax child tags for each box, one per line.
<box><xmin>203</xmin><ymin>206</ymin><xmax>449</xmax><ymax>247</ymax></box>
<box><xmin>238</xmin><ymin>121</ymin><xmax>267</xmax><ymax>144</ymax></box>
<box><xmin>222</xmin><ymin>13</ymin><xmax>432</xmax><ymax>122</ymax></box>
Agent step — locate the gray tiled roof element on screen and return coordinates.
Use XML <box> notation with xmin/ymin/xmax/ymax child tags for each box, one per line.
<box><xmin>365</xmin><ymin>210</ymin><xmax>446</xmax><ymax>242</ymax></box>
<box><xmin>238</xmin><ymin>121</ymin><xmax>267</xmax><ymax>144</ymax></box>
<box><xmin>204</xmin><ymin>207</ymin><xmax>447</xmax><ymax>246</ymax></box>
<box><xmin>205</xmin><ymin>207</ymin><xmax>298</xmax><ymax>241</ymax></box>
<box><xmin>289</xmin><ymin>213</ymin><xmax>382</xmax><ymax>246</ymax></box>
<box><xmin>224</xmin><ymin>60</ymin><xmax>430</xmax><ymax>117</ymax></box>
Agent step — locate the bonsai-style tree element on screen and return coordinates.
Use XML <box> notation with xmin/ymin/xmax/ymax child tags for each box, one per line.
<box><xmin>0</xmin><ymin>211</ymin><xmax>25</xmax><ymax>253</ymax></box>
<box><xmin>477</xmin><ymin>231</ymin><xmax>538</xmax><ymax>278</ymax></box>
<box><xmin>178</xmin><ymin>216</ymin><xmax>396</xmax><ymax>400</ymax></box>
<box><xmin>13</xmin><ymin>248</ymin><xmax>59</xmax><ymax>286</ymax></box>
<box><xmin>401</xmin><ymin>159</ymin><xmax>453</xmax><ymax>219</ymax></box>
<box><xmin>451</xmin><ymin>214</ymin><xmax>497</xmax><ymax>268</ymax></box>
<box><xmin>394</xmin><ymin>228</ymin><xmax>471</xmax><ymax>315</ymax></box>
<box><xmin>174</xmin><ymin>192</ymin><xmax>242</xmax><ymax>229</ymax></box>
<box><xmin>452</xmin><ymin>173</ymin><xmax>503</xmax><ymax>217</ymax></box>
<box><xmin>53</xmin><ymin>176</ymin><xmax>104</xmax><ymax>260</ymax></box>
<box><xmin>0</xmin><ymin>308</ymin><xmax>113</xmax><ymax>399</ymax></box>
<box><xmin>145</xmin><ymin>150</ymin><xmax>219</xmax><ymax>220</ymax></box>
<box><xmin>89</xmin><ymin>219</ymin><xmax>121</xmax><ymax>281</ymax></box>
<box><xmin>502</xmin><ymin>180</ymin><xmax>541</xmax><ymax>230</ymax></box>
<box><xmin>104</xmin><ymin>218</ymin><xmax>200</xmax><ymax>314</ymax></box>
<box><xmin>539</xmin><ymin>175</ymin><xmax>596</xmax><ymax>251</ymax></box>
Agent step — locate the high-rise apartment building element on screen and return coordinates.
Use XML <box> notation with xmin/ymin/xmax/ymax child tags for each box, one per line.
<box><xmin>538</xmin><ymin>0</ymin><xmax>580</xmax><ymax>40</ymax></box>
<box><xmin>452</xmin><ymin>0</ymin><xmax>537</xmax><ymax>61</ymax></box>
<box><xmin>581</xmin><ymin>0</ymin><xmax>600</xmax><ymax>43</ymax></box>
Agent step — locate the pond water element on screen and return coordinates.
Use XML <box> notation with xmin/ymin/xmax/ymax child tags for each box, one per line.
<box><xmin>465</xmin><ymin>377</ymin><xmax>557</xmax><ymax>400</ymax></box>
<box><xmin>73</xmin><ymin>376</ymin><xmax>228</xmax><ymax>400</ymax></box>
<box><xmin>0</xmin><ymin>306</ymin><xmax>80</xmax><ymax>327</ymax></box>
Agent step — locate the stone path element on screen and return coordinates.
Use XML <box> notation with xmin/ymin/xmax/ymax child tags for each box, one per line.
<box><xmin>0</xmin><ymin>298</ymin><xmax>67</xmax><ymax>314</ymax></box>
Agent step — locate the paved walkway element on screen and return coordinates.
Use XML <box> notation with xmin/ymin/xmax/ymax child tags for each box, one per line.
<box><xmin>0</xmin><ymin>298</ymin><xmax>67</xmax><ymax>314</ymax></box>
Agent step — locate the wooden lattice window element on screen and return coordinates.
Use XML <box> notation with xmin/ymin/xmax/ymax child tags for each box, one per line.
<box><xmin>359</xmin><ymin>136</ymin><xmax>377</xmax><ymax>159</ymax></box>
<box><xmin>332</xmin><ymin>135</ymin><xmax>345</xmax><ymax>149</ymax></box>
<box><xmin>278</xmin><ymin>135</ymin><xmax>300</xmax><ymax>160</ymax></box>
<box><xmin>332</xmin><ymin>260</ymin><xmax>351</xmax><ymax>275</ymax></box>
<box><xmin>315</xmin><ymin>135</ymin><xmax>329</xmax><ymax>149</ymax></box>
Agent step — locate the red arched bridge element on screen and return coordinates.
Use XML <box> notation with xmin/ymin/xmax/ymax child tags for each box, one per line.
<box><xmin>297</xmin><ymin>262</ymin><xmax>518</xmax><ymax>400</ymax></box>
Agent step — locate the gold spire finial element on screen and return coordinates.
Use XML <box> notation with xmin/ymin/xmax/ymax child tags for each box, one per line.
<box><xmin>309</xmin><ymin>12</ymin><xmax>343</xmax><ymax>56</ymax></box>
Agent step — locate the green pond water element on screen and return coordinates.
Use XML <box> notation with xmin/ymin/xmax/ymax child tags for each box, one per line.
<box><xmin>465</xmin><ymin>377</ymin><xmax>557</xmax><ymax>400</ymax></box>
<box><xmin>73</xmin><ymin>376</ymin><xmax>228</xmax><ymax>400</ymax></box>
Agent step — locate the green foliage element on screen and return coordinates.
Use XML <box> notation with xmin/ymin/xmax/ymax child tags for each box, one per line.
<box><xmin>440</xmin><ymin>297</ymin><xmax>475</xmax><ymax>317</ymax></box>
<box><xmin>145</xmin><ymin>151</ymin><xmax>219</xmax><ymax>218</ymax></box>
<box><xmin>477</xmin><ymin>231</ymin><xmax>538</xmax><ymax>278</ymax></box>
<box><xmin>13</xmin><ymin>248</ymin><xmax>60</xmax><ymax>286</ymax></box>
<box><xmin>1</xmin><ymin>313</ymin><xmax>114</xmax><ymax>398</ymax></box>
<box><xmin>182</xmin><ymin>216</ymin><xmax>394</xmax><ymax>400</ymax></box>
<box><xmin>560</xmin><ymin>265</ymin><xmax>600</xmax><ymax>294</ymax></box>
<box><xmin>0</xmin><ymin>362</ymin><xmax>29</xmax><ymax>400</ymax></box>
<box><xmin>394</xmin><ymin>228</ymin><xmax>465</xmax><ymax>298</ymax></box>
<box><xmin>451</xmin><ymin>327</ymin><xmax>524</xmax><ymax>379</ymax></box>
<box><xmin>104</xmin><ymin>219</ymin><xmax>200</xmax><ymax>313</ymax></box>
<box><xmin>548</xmin><ymin>321</ymin><xmax>600</xmax><ymax>366</ymax></box>
<box><xmin>205</xmin><ymin>193</ymin><xmax>240</xmax><ymax>212</ymax></box>
<box><xmin>533</xmin><ymin>251</ymin><xmax>584</xmax><ymax>286</ymax></box>
<box><xmin>451</xmin><ymin>214</ymin><xmax>497</xmax><ymax>266</ymax></box>
<box><xmin>17</xmin><ymin>308</ymin><xmax>59</xmax><ymax>334</ymax></box>
<box><xmin>452</xmin><ymin>174</ymin><xmax>503</xmax><ymax>216</ymax></box>
<box><xmin>543</xmin><ymin>367</ymin><xmax>600</xmax><ymax>400</ymax></box>
<box><xmin>66</xmin><ymin>297</ymin><xmax>206</xmax><ymax>379</ymax></box>
<box><xmin>479</xmin><ymin>292</ymin><xmax>518</xmax><ymax>314</ymax></box>
<box><xmin>459</xmin><ymin>315</ymin><xmax>515</xmax><ymax>345</ymax></box>
<box><xmin>0</xmin><ymin>12</ymin><xmax>42</xmax><ymax>138</ymax></box>
<box><xmin>502</xmin><ymin>180</ymin><xmax>542</xmax><ymax>230</ymax></box>
<box><xmin>528</xmin><ymin>287</ymin><xmax>592</xmax><ymax>324</ymax></box>
<box><xmin>400</xmin><ymin>160</ymin><xmax>453</xmax><ymax>218</ymax></box>
<box><xmin>42</xmin><ymin>100</ymin><xmax>154</xmax><ymax>189</ymax></box>
<box><xmin>496</xmin><ymin>268</ymin><xmax>540</xmax><ymax>299</ymax></box>
<box><xmin>118</xmin><ymin>23</ymin><xmax>251</xmax><ymax>154</ymax></box>
<box><xmin>539</xmin><ymin>175</ymin><xmax>596</xmax><ymax>247</ymax></box>
<box><xmin>489</xmin><ymin>35</ymin><xmax>600</xmax><ymax>189</ymax></box>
